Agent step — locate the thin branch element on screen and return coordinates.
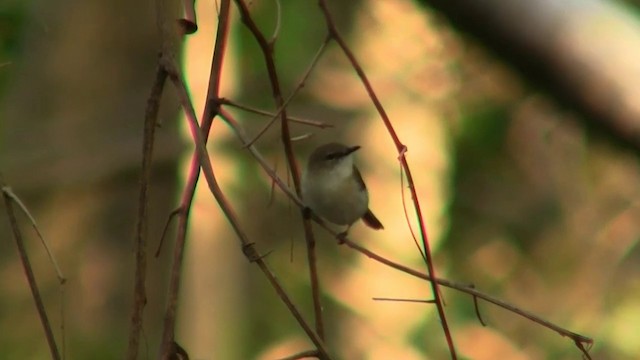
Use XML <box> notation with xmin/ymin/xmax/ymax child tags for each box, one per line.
<box><xmin>158</xmin><ymin>0</ymin><xmax>233</xmax><ymax>357</ymax></box>
<box><xmin>219</xmin><ymin>110</ymin><xmax>593</xmax><ymax>358</ymax></box>
<box><xmin>127</xmin><ymin>61</ymin><xmax>167</xmax><ymax>360</ymax></box>
<box><xmin>155</xmin><ymin>207</ymin><xmax>183</xmax><ymax>258</ymax></box>
<box><xmin>317</xmin><ymin>1</ymin><xmax>456</xmax><ymax>357</ymax></box>
<box><xmin>219</xmin><ymin>109</ymin><xmax>304</xmax><ymax>207</ymax></box>
<box><xmin>162</xmin><ymin>54</ymin><xmax>332</xmax><ymax>358</ymax></box>
<box><xmin>1</xmin><ymin>186</ymin><xmax>65</xmax><ymax>283</ymax></box>
<box><xmin>341</xmin><ymin>238</ymin><xmax>594</xmax><ymax>355</ymax></box>
<box><xmin>471</xmin><ymin>288</ymin><xmax>487</xmax><ymax>327</ymax></box>
<box><xmin>399</xmin><ymin>163</ymin><xmax>426</xmax><ymax>262</ymax></box>
<box><xmin>219</xmin><ymin>98</ymin><xmax>333</xmax><ymax>128</ymax></box>
<box><xmin>243</xmin><ymin>36</ymin><xmax>331</xmax><ymax>147</ymax></box>
<box><xmin>154</xmin><ymin>0</ymin><xmax>330</xmax><ymax>354</ymax></box>
<box><xmin>373</xmin><ymin>297</ymin><xmax>436</xmax><ymax>304</ymax></box>
<box><xmin>234</xmin><ymin>0</ymin><xmax>326</xmax><ymax>340</ymax></box>
<box><xmin>269</xmin><ymin>0</ymin><xmax>282</xmax><ymax>43</ymax></box>
<box><xmin>1</xmin><ymin>181</ymin><xmax>62</xmax><ymax>360</ymax></box>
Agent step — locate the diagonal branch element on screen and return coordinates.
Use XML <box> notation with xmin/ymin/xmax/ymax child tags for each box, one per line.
<box><xmin>234</xmin><ymin>0</ymin><xmax>326</xmax><ymax>340</ymax></box>
<box><xmin>243</xmin><ymin>36</ymin><xmax>331</xmax><ymax>147</ymax></box>
<box><xmin>220</xmin><ymin>109</ymin><xmax>593</xmax><ymax>359</ymax></box>
<box><xmin>1</xmin><ymin>181</ymin><xmax>62</xmax><ymax>360</ymax></box>
<box><xmin>317</xmin><ymin>0</ymin><xmax>457</xmax><ymax>357</ymax></box>
<box><xmin>162</xmin><ymin>52</ymin><xmax>332</xmax><ymax>358</ymax></box>
<box><xmin>158</xmin><ymin>0</ymin><xmax>233</xmax><ymax>358</ymax></box>
<box><xmin>341</xmin><ymin>238</ymin><xmax>593</xmax><ymax>359</ymax></box>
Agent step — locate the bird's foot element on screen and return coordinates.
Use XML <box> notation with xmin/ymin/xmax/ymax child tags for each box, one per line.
<box><xmin>337</xmin><ymin>231</ymin><xmax>347</xmax><ymax>244</ymax></box>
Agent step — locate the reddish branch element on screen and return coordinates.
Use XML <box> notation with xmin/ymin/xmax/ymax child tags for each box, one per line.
<box><xmin>219</xmin><ymin>110</ymin><xmax>593</xmax><ymax>359</ymax></box>
<box><xmin>2</xmin><ymin>183</ymin><xmax>62</xmax><ymax>360</ymax></box>
<box><xmin>126</xmin><ymin>64</ymin><xmax>167</xmax><ymax>360</ymax></box>
<box><xmin>317</xmin><ymin>0</ymin><xmax>457</xmax><ymax>358</ymax></box>
<box><xmin>162</xmin><ymin>53</ymin><xmax>331</xmax><ymax>358</ymax></box>
<box><xmin>146</xmin><ymin>1</ymin><xmax>594</xmax><ymax>359</ymax></box>
<box><xmin>233</xmin><ymin>0</ymin><xmax>326</xmax><ymax>340</ymax></box>
<box><xmin>158</xmin><ymin>0</ymin><xmax>233</xmax><ymax>358</ymax></box>
<box><xmin>155</xmin><ymin>1</ymin><xmax>330</xmax><ymax>358</ymax></box>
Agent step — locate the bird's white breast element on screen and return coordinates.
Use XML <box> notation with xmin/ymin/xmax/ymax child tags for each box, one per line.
<box><xmin>302</xmin><ymin>156</ymin><xmax>369</xmax><ymax>226</ymax></box>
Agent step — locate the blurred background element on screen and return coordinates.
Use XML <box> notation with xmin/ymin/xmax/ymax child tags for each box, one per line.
<box><xmin>1</xmin><ymin>0</ymin><xmax>639</xmax><ymax>359</ymax></box>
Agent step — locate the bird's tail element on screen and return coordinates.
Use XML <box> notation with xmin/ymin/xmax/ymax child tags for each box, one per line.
<box><xmin>362</xmin><ymin>209</ymin><xmax>384</xmax><ymax>230</ymax></box>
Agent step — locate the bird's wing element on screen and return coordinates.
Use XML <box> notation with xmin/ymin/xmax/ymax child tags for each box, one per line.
<box><xmin>353</xmin><ymin>165</ymin><xmax>367</xmax><ymax>191</ymax></box>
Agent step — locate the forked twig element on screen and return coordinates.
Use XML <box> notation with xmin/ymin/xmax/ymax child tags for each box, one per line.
<box><xmin>219</xmin><ymin>98</ymin><xmax>332</xmax><ymax>128</ymax></box>
<box><xmin>219</xmin><ymin>110</ymin><xmax>594</xmax><ymax>359</ymax></box>
<box><xmin>153</xmin><ymin>0</ymin><xmax>330</xmax><ymax>357</ymax></box>
<box><xmin>162</xmin><ymin>54</ymin><xmax>331</xmax><ymax>358</ymax></box>
<box><xmin>234</xmin><ymin>0</ymin><xmax>326</xmax><ymax>340</ymax></box>
<box><xmin>1</xmin><ymin>181</ymin><xmax>62</xmax><ymax>360</ymax></box>
<box><xmin>243</xmin><ymin>36</ymin><xmax>331</xmax><ymax>147</ymax></box>
<box><xmin>149</xmin><ymin>1</ymin><xmax>594</xmax><ymax>359</ymax></box>
<box><xmin>158</xmin><ymin>0</ymin><xmax>234</xmax><ymax>357</ymax></box>
<box><xmin>342</xmin><ymin>238</ymin><xmax>593</xmax><ymax>359</ymax></box>
<box><xmin>1</xmin><ymin>185</ymin><xmax>65</xmax><ymax>283</ymax></box>
<box><xmin>317</xmin><ymin>0</ymin><xmax>457</xmax><ymax>357</ymax></box>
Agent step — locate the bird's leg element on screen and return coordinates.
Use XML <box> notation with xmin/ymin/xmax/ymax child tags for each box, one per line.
<box><xmin>337</xmin><ymin>224</ymin><xmax>352</xmax><ymax>244</ymax></box>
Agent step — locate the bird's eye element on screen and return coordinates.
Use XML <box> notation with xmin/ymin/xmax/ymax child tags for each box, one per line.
<box><xmin>325</xmin><ymin>152</ymin><xmax>340</xmax><ymax>160</ymax></box>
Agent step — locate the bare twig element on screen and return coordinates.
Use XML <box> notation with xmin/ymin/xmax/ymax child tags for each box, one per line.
<box><xmin>127</xmin><ymin>61</ymin><xmax>168</xmax><ymax>360</ymax></box>
<box><xmin>155</xmin><ymin>207</ymin><xmax>183</xmax><ymax>258</ymax></box>
<box><xmin>219</xmin><ymin>109</ymin><xmax>304</xmax><ymax>207</ymax></box>
<box><xmin>158</xmin><ymin>0</ymin><xmax>234</xmax><ymax>357</ymax></box>
<box><xmin>1</xmin><ymin>181</ymin><xmax>62</xmax><ymax>360</ymax></box>
<box><xmin>471</xmin><ymin>289</ymin><xmax>487</xmax><ymax>327</ymax></box>
<box><xmin>242</xmin><ymin>36</ymin><xmax>331</xmax><ymax>147</ymax></box>
<box><xmin>399</xmin><ymin>164</ymin><xmax>426</xmax><ymax>262</ymax></box>
<box><xmin>1</xmin><ymin>186</ymin><xmax>65</xmax><ymax>283</ymax></box>
<box><xmin>219</xmin><ymin>110</ymin><xmax>593</xmax><ymax>358</ymax></box>
<box><xmin>155</xmin><ymin>1</ymin><xmax>330</xmax><ymax>357</ymax></box>
<box><xmin>373</xmin><ymin>297</ymin><xmax>436</xmax><ymax>304</ymax></box>
<box><xmin>341</xmin><ymin>238</ymin><xmax>594</xmax><ymax>357</ymax></box>
<box><xmin>234</xmin><ymin>0</ymin><xmax>326</xmax><ymax>340</ymax></box>
<box><xmin>162</xmin><ymin>54</ymin><xmax>332</xmax><ymax>358</ymax></box>
<box><xmin>219</xmin><ymin>98</ymin><xmax>332</xmax><ymax>128</ymax></box>
<box><xmin>317</xmin><ymin>1</ymin><xmax>457</xmax><ymax>357</ymax></box>
<box><xmin>269</xmin><ymin>0</ymin><xmax>282</xmax><ymax>43</ymax></box>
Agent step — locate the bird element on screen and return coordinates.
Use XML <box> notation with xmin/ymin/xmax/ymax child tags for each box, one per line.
<box><xmin>302</xmin><ymin>142</ymin><xmax>383</xmax><ymax>235</ymax></box>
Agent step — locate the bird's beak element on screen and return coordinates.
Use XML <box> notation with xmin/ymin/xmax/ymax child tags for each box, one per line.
<box><xmin>345</xmin><ymin>145</ymin><xmax>361</xmax><ymax>156</ymax></box>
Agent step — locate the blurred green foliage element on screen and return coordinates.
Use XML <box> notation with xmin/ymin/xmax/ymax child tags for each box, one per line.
<box><xmin>0</xmin><ymin>3</ymin><xmax>27</xmax><ymax>94</ymax></box>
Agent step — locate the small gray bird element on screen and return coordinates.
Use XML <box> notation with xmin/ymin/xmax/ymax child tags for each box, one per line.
<box><xmin>302</xmin><ymin>142</ymin><xmax>384</xmax><ymax>233</ymax></box>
